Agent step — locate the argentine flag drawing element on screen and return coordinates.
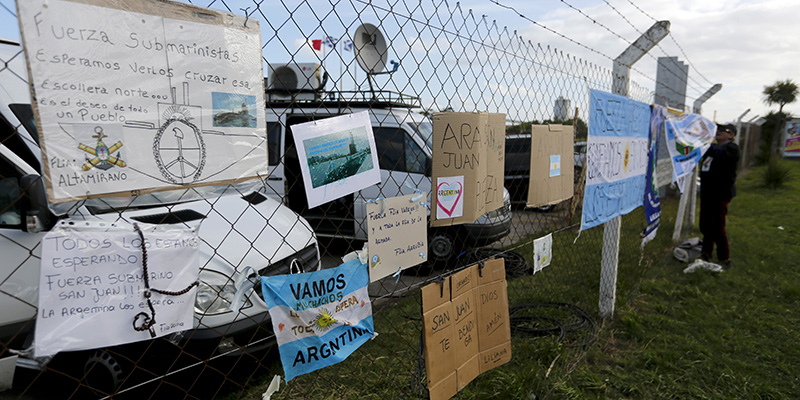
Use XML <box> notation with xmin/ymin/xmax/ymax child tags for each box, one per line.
<box><xmin>581</xmin><ymin>89</ymin><xmax>650</xmax><ymax>230</ymax></box>
<box><xmin>261</xmin><ymin>258</ymin><xmax>374</xmax><ymax>381</ymax></box>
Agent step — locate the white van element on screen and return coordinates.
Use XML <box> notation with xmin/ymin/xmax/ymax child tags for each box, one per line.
<box><xmin>263</xmin><ymin>83</ymin><xmax>512</xmax><ymax>262</ymax></box>
<box><xmin>0</xmin><ymin>38</ymin><xmax>319</xmax><ymax>394</ymax></box>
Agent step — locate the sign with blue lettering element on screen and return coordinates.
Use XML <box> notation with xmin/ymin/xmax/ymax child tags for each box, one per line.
<box><xmin>261</xmin><ymin>259</ymin><xmax>373</xmax><ymax>381</ymax></box>
<box><xmin>580</xmin><ymin>90</ymin><xmax>650</xmax><ymax>230</ymax></box>
<box><xmin>642</xmin><ymin>105</ymin><xmax>666</xmax><ymax>247</ymax></box>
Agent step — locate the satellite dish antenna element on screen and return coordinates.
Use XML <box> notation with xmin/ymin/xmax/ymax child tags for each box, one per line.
<box><xmin>353</xmin><ymin>23</ymin><xmax>388</xmax><ymax>74</ymax></box>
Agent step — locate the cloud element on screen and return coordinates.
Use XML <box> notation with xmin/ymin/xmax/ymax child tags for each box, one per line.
<box><xmin>499</xmin><ymin>0</ymin><xmax>800</xmax><ymax>122</ymax></box>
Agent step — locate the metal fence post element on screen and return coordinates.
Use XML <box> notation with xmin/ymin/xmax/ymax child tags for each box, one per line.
<box><xmin>600</xmin><ymin>21</ymin><xmax>669</xmax><ymax>319</ymax></box>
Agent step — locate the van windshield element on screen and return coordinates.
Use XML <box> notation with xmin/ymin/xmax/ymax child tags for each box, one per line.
<box><xmin>407</xmin><ymin>121</ymin><xmax>433</xmax><ymax>150</ymax></box>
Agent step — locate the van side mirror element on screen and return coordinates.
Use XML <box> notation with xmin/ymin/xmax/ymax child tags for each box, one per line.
<box><xmin>19</xmin><ymin>174</ymin><xmax>53</xmax><ymax>233</ymax></box>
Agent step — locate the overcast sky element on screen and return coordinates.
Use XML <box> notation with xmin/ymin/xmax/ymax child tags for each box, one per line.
<box><xmin>1</xmin><ymin>0</ymin><xmax>797</xmax><ymax>124</ymax></box>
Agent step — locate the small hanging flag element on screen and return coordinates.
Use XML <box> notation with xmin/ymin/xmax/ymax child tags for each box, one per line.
<box><xmin>311</xmin><ymin>39</ymin><xmax>322</xmax><ymax>51</ymax></box>
<box><xmin>342</xmin><ymin>39</ymin><xmax>354</xmax><ymax>52</ymax></box>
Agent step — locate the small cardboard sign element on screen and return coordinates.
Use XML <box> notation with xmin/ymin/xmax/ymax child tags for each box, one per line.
<box><xmin>527</xmin><ymin>124</ymin><xmax>574</xmax><ymax>208</ymax></box>
<box><xmin>431</xmin><ymin>112</ymin><xmax>505</xmax><ymax>226</ymax></box>
<box><xmin>422</xmin><ymin>259</ymin><xmax>511</xmax><ymax>400</ymax></box>
<box><xmin>366</xmin><ymin>194</ymin><xmax>428</xmax><ymax>282</ymax></box>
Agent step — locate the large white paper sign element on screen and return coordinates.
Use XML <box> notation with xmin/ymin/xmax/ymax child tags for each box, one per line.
<box><xmin>35</xmin><ymin>222</ymin><xmax>199</xmax><ymax>357</ymax></box>
<box><xmin>291</xmin><ymin>111</ymin><xmax>380</xmax><ymax>208</ymax></box>
<box><xmin>17</xmin><ymin>0</ymin><xmax>268</xmax><ymax>203</ymax></box>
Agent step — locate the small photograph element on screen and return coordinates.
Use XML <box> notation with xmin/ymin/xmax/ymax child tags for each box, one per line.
<box><xmin>303</xmin><ymin>126</ymin><xmax>375</xmax><ymax>188</ymax></box>
<box><xmin>212</xmin><ymin>92</ymin><xmax>257</xmax><ymax>128</ymax></box>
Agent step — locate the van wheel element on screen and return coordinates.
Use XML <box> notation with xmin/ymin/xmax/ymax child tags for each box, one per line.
<box><xmin>430</xmin><ymin>234</ymin><xmax>454</xmax><ymax>263</ymax></box>
<box><xmin>83</xmin><ymin>350</ymin><xmax>126</xmax><ymax>397</ymax></box>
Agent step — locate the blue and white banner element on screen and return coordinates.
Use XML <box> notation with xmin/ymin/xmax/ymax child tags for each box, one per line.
<box><xmin>261</xmin><ymin>259</ymin><xmax>373</xmax><ymax>381</ymax></box>
<box><xmin>664</xmin><ymin>113</ymin><xmax>716</xmax><ymax>190</ymax></box>
<box><xmin>581</xmin><ymin>90</ymin><xmax>650</xmax><ymax>230</ymax></box>
<box><xmin>642</xmin><ymin>105</ymin><xmax>666</xmax><ymax>247</ymax></box>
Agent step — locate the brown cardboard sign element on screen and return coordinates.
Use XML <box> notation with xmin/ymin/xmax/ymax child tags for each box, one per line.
<box><xmin>485</xmin><ymin>113</ymin><xmax>506</xmax><ymax>214</ymax></box>
<box><xmin>527</xmin><ymin>124</ymin><xmax>575</xmax><ymax>208</ymax></box>
<box><xmin>431</xmin><ymin>112</ymin><xmax>506</xmax><ymax>226</ymax></box>
<box><xmin>422</xmin><ymin>260</ymin><xmax>511</xmax><ymax>399</ymax></box>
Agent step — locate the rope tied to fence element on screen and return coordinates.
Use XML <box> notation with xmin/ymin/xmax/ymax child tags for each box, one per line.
<box><xmin>131</xmin><ymin>223</ymin><xmax>199</xmax><ymax>337</ymax></box>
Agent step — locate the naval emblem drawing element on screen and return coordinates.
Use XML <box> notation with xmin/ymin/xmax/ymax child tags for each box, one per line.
<box><xmin>17</xmin><ymin>0</ymin><xmax>268</xmax><ymax>203</ymax></box>
<box><xmin>77</xmin><ymin>126</ymin><xmax>126</xmax><ymax>171</ymax></box>
<box><xmin>152</xmin><ymin>97</ymin><xmax>207</xmax><ymax>185</ymax></box>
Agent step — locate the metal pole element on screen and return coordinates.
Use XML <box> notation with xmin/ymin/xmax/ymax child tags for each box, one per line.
<box><xmin>600</xmin><ymin>20</ymin><xmax>669</xmax><ymax>320</ymax></box>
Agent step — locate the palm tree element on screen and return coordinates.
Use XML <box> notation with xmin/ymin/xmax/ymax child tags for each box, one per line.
<box><xmin>762</xmin><ymin>79</ymin><xmax>798</xmax><ymax>114</ymax></box>
<box><xmin>762</xmin><ymin>80</ymin><xmax>798</xmax><ymax>155</ymax></box>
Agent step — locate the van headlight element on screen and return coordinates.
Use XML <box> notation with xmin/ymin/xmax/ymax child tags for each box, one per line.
<box><xmin>194</xmin><ymin>269</ymin><xmax>251</xmax><ymax>316</ymax></box>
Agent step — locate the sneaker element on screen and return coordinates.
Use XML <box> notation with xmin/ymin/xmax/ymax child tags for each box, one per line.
<box><xmin>700</xmin><ymin>253</ymin><xmax>712</xmax><ymax>262</ymax></box>
<box><xmin>720</xmin><ymin>259</ymin><xmax>732</xmax><ymax>270</ymax></box>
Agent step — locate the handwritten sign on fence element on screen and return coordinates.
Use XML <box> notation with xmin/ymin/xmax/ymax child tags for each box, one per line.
<box><xmin>35</xmin><ymin>223</ymin><xmax>199</xmax><ymax>357</ymax></box>
<box><xmin>17</xmin><ymin>0</ymin><xmax>267</xmax><ymax>203</ymax></box>
<box><xmin>580</xmin><ymin>90</ymin><xmax>650</xmax><ymax>230</ymax></box>
<box><xmin>431</xmin><ymin>112</ymin><xmax>505</xmax><ymax>226</ymax></box>
<box><xmin>366</xmin><ymin>194</ymin><xmax>428</xmax><ymax>282</ymax></box>
<box><xmin>422</xmin><ymin>259</ymin><xmax>511</xmax><ymax>400</ymax></box>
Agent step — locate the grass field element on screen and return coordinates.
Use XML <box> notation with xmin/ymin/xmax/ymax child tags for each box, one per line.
<box><xmin>554</xmin><ymin>159</ymin><xmax>800</xmax><ymax>399</ymax></box>
<box><xmin>229</xmin><ymin>160</ymin><xmax>799</xmax><ymax>400</ymax></box>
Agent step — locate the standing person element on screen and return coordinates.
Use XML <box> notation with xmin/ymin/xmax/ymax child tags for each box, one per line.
<box><xmin>699</xmin><ymin>123</ymin><xmax>740</xmax><ymax>269</ymax></box>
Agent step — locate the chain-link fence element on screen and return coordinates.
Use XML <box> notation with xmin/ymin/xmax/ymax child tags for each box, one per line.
<box><xmin>0</xmin><ymin>0</ymin><xmax>706</xmax><ymax>399</ymax></box>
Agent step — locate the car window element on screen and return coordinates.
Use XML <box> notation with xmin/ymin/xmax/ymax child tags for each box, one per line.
<box><xmin>0</xmin><ymin>156</ymin><xmax>23</xmax><ymax>227</ymax></box>
<box><xmin>404</xmin><ymin>134</ymin><xmax>426</xmax><ymax>175</ymax></box>
<box><xmin>266</xmin><ymin>122</ymin><xmax>281</xmax><ymax>166</ymax></box>
<box><xmin>505</xmin><ymin>137</ymin><xmax>531</xmax><ymax>174</ymax></box>
<box><xmin>373</xmin><ymin>127</ymin><xmax>405</xmax><ymax>171</ymax></box>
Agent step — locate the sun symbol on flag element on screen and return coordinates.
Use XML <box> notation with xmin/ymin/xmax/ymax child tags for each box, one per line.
<box><xmin>310</xmin><ymin>308</ymin><xmax>338</xmax><ymax>332</ymax></box>
<box><xmin>623</xmin><ymin>142</ymin><xmax>631</xmax><ymax>172</ymax></box>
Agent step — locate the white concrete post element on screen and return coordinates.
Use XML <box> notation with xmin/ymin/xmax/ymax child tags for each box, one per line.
<box><xmin>687</xmin><ymin>165</ymin><xmax>698</xmax><ymax>229</ymax></box>
<box><xmin>600</xmin><ymin>21</ymin><xmax>669</xmax><ymax>319</ymax></box>
<box><xmin>692</xmin><ymin>84</ymin><xmax>722</xmax><ymax>114</ymax></box>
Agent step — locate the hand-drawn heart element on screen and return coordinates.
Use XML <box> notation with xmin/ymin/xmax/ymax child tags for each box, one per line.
<box><xmin>437</xmin><ymin>181</ymin><xmax>463</xmax><ymax>217</ymax></box>
<box><xmin>278</xmin><ymin>323</ymin><xmax>285</xmax><ymax>332</ymax></box>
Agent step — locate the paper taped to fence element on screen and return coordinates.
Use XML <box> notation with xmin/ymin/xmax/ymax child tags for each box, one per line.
<box><xmin>422</xmin><ymin>259</ymin><xmax>511</xmax><ymax>400</ymax></box>
<box><xmin>664</xmin><ymin>113</ymin><xmax>716</xmax><ymax>187</ymax></box>
<box><xmin>291</xmin><ymin>111</ymin><xmax>380</xmax><ymax>209</ymax></box>
<box><xmin>261</xmin><ymin>258</ymin><xmax>373</xmax><ymax>381</ymax></box>
<box><xmin>366</xmin><ymin>194</ymin><xmax>428</xmax><ymax>282</ymax></box>
<box><xmin>580</xmin><ymin>90</ymin><xmax>650</xmax><ymax>230</ymax></box>
<box><xmin>35</xmin><ymin>223</ymin><xmax>199</xmax><ymax>357</ymax></box>
<box><xmin>533</xmin><ymin>233</ymin><xmax>553</xmax><ymax>273</ymax></box>
<box><xmin>527</xmin><ymin>124</ymin><xmax>574</xmax><ymax>208</ymax></box>
<box><xmin>17</xmin><ymin>0</ymin><xmax>268</xmax><ymax>203</ymax></box>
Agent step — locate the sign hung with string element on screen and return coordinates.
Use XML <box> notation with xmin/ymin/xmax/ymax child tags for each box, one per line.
<box><xmin>35</xmin><ymin>221</ymin><xmax>200</xmax><ymax>358</ymax></box>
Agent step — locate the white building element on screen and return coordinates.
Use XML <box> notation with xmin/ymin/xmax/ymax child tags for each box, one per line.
<box><xmin>554</xmin><ymin>96</ymin><xmax>571</xmax><ymax>121</ymax></box>
<box><xmin>655</xmin><ymin>57</ymin><xmax>689</xmax><ymax>111</ymax></box>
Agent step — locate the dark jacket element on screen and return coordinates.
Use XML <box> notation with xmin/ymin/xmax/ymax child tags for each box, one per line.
<box><xmin>700</xmin><ymin>141</ymin><xmax>740</xmax><ymax>201</ymax></box>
